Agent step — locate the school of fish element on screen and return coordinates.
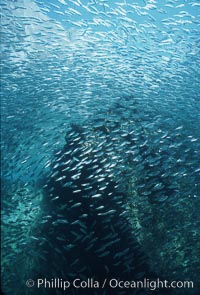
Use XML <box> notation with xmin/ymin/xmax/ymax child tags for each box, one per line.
<box><xmin>1</xmin><ymin>0</ymin><xmax>200</xmax><ymax>295</ymax></box>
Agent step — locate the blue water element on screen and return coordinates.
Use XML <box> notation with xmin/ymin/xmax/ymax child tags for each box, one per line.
<box><xmin>1</xmin><ymin>1</ymin><xmax>200</xmax><ymax>295</ymax></box>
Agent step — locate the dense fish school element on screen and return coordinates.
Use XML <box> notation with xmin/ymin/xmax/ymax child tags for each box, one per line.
<box><xmin>1</xmin><ymin>0</ymin><xmax>200</xmax><ymax>295</ymax></box>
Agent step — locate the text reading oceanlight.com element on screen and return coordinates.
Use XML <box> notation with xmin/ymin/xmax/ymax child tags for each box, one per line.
<box><xmin>25</xmin><ymin>278</ymin><xmax>194</xmax><ymax>291</ymax></box>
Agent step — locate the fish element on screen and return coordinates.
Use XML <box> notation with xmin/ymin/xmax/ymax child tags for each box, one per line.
<box><xmin>1</xmin><ymin>0</ymin><xmax>200</xmax><ymax>294</ymax></box>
